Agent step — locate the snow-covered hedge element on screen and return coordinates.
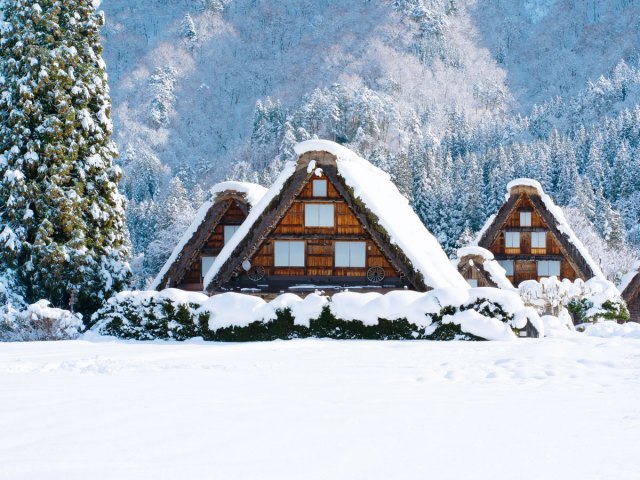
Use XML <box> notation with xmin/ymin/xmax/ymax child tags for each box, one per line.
<box><xmin>91</xmin><ymin>288</ymin><xmax>542</xmax><ymax>341</ymax></box>
<box><xmin>0</xmin><ymin>301</ymin><xmax>83</xmax><ymax>342</ymax></box>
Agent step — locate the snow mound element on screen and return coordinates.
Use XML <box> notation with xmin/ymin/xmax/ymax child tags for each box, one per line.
<box><xmin>580</xmin><ymin>321</ymin><xmax>640</xmax><ymax>339</ymax></box>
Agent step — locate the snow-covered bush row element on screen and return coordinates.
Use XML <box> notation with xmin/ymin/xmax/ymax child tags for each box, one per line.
<box><xmin>578</xmin><ymin>321</ymin><xmax>640</xmax><ymax>339</ymax></box>
<box><xmin>92</xmin><ymin>288</ymin><xmax>542</xmax><ymax>341</ymax></box>
<box><xmin>519</xmin><ymin>276</ymin><xmax>629</xmax><ymax>323</ymax></box>
<box><xmin>0</xmin><ymin>301</ymin><xmax>83</xmax><ymax>342</ymax></box>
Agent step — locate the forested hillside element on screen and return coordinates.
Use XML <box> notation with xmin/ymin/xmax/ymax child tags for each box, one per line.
<box><xmin>95</xmin><ymin>0</ymin><xmax>640</xmax><ymax>285</ymax></box>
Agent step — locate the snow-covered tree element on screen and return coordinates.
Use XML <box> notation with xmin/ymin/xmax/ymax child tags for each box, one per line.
<box><xmin>0</xmin><ymin>0</ymin><xmax>130</xmax><ymax>315</ymax></box>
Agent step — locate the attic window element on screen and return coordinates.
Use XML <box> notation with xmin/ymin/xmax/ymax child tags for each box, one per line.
<box><xmin>305</xmin><ymin>204</ymin><xmax>334</xmax><ymax>227</ymax></box>
<box><xmin>201</xmin><ymin>256</ymin><xmax>216</xmax><ymax>279</ymax></box>
<box><xmin>519</xmin><ymin>211</ymin><xmax>532</xmax><ymax>227</ymax></box>
<box><xmin>467</xmin><ymin>279</ymin><xmax>478</xmax><ymax>287</ymax></box>
<box><xmin>313</xmin><ymin>179</ymin><xmax>327</xmax><ymax>197</ymax></box>
<box><xmin>223</xmin><ymin>225</ymin><xmax>239</xmax><ymax>245</ymax></box>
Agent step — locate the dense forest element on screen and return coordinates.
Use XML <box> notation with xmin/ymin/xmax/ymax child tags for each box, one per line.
<box><xmin>91</xmin><ymin>0</ymin><xmax>640</xmax><ymax>285</ymax></box>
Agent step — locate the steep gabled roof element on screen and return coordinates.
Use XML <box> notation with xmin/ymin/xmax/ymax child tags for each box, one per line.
<box><xmin>476</xmin><ymin>178</ymin><xmax>604</xmax><ymax>280</ymax></box>
<box><xmin>620</xmin><ymin>262</ymin><xmax>640</xmax><ymax>302</ymax></box>
<box><xmin>151</xmin><ymin>181</ymin><xmax>267</xmax><ymax>290</ymax></box>
<box><xmin>455</xmin><ymin>246</ymin><xmax>516</xmax><ymax>291</ymax></box>
<box><xmin>203</xmin><ymin>140</ymin><xmax>469</xmax><ymax>292</ymax></box>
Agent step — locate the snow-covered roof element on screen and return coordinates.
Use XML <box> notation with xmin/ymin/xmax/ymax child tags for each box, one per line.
<box><xmin>619</xmin><ymin>261</ymin><xmax>640</xmax><ymax>294</ymax></box>
<box><xmin>476</xmin><ymin>178</ymin><xmax>605</xmax><ymax>279</ymax></box>
<box><xmin>455</xmin><ymin>246</ymin><xmax>515</xmax><ymax>291</ymax></box>
<box><xmin>204</xmin><ymin>140</ymin><xmax>469</xmax><ymax>291</ymax></box>
<box><xmin>150</xmin><ymin>181</ymin><xmax>267</xmax><ymax>290</ymax></box>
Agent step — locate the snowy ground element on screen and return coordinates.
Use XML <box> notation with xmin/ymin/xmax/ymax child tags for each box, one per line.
<box><xmin>1</xmin><ymin>336</ymin><xmax>639</xmax><ymax>479</ymax></box>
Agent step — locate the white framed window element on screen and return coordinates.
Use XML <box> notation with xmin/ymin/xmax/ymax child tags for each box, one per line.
<box><xmin>499</xmin><ymin>260</ymin><xmax>514</xmax><ymax>276</ymax></box>
<box><xmin>223</xmin><ymin>225</ymin><xmax>240</xmax><ymax>245</ymax></box>
<box><xmin>505</xmin><ymin>231</ymin><xmax>520</xmax><ymax>249</ymax></box>
<box><xmin>520</xmin><ymin>211</ymin><xmax>532</xmax><ymax>226</ymax></box>
<box><xmin>274</xmin><ymin>241</ymin><xmax>305</xmax><ymax>267</ymax></box>
<box><xmin>305</xmin><ymin>204</ymin><xmax>334</xmax><ymax>227</ymax></box>
<box><xmin>467</xmin><ymin>279</ymin><xmax>478</xmax><ymax>287</ymax></box>
<box><xmin>537</xmin><ymin>260</ymin><xmax>560</xmax><ymax>277</ymax></box>
<box><xmin>335</xmin><ymin>241</ymin><xmax>366</xmax><ymax>267</ymax></box>
<box><xmin>201</xmin><ymin>256</ymin><xmax>216</xmax><ymax>279</ymax></box>
<box><xmin>312</xmin><ymin>179</ymin><xmax>327</xmax><ymax>197</ymax></box>
<box><xmin>531</xmin><ymin>231</ymin><xmax>546</xmax><ymax>249</ymax></box>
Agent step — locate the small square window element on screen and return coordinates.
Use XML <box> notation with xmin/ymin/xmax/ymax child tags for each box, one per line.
<box><xmin>537</xmin><ymin>260</ymin><xmax>560</xmax><ymax>277</ymax></box>
<box><xmin>505</xmin><ymin>231</ymin><xmax>520</xmax><ymax>249</ymax></box>
<box><xmin>274</xmin><ymin>241</ymin><xmax>305</xmax><ymax>267</ymax></box>
<box><xmin>335</xmin><ymin>242</ymin><xmax>366</xmax><ymax>267</ymax></box>
<box><xmin>201</xmin><ymin>256</ymin><xmax>216</xmax><ymax>279</ymax></box>
<box><xmin>312</xmin><ymin>179</ymin><xmax>327</xmax><ymax>197</ymax></box>
<box><xmin>305</xmin><ymin>204</ymin><xmax>334</xmax><ymax>227</ymax></box>
<box><xmin>223</xmin><ymin>225</ymin><xmax>239</xmax><ymax>245</ymax></box>
<box><xmin>467</xmin><ymin>279</ymin><xmax>478</xmax><ymax>287</ymax></box>
<box><xmin>531</xmin><ymin>231</ymin><xmax>546</xmax><ymax>249</ymax></box>
<box><xmin>499</xmin><ymin>260</ymin><xmax>514</xmax><ymax>276</ymax></box>
<box><xmin>520</xmin><ymin>211</ymin><xmax>532</xmax><ymax>226</ymax></box>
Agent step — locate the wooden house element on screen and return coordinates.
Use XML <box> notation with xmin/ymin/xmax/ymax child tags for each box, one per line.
<box><xmin>455</xmin><ymin>246</ymin><xmax>515</xmax><ymax>290</ymax></box>
<box><xmin>477</xmin><ymin>179</ymin><xmax>603</xmax><ymax>287</ymax></box>
<box><xmin>152</xmin><ymin>182</ymin><xmax>267</xmax><ymax>291</ymax></box>
<box><xmin>203</xmin><ymin>140</ymin><xmax>468</xmax><ymax>294</ymax></box>
<box><xmin>620</xmin><ymin>265</ymin><xmax>640</xmax><ymax>323</ymax></box>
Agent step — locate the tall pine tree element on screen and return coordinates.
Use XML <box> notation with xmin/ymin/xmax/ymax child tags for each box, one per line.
<box><xmin>0</xmin><ymin>0</ymin><xmax>129</xmax><ymax>315</ymax></box>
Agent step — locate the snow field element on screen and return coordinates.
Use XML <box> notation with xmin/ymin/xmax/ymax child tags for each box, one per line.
<box><xmin>1</xmin><ymin>336</ymin><xmax>639</xmax><ymax>479</ymax></box>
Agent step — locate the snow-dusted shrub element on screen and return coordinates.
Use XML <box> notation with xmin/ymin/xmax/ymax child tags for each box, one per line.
<box><xmin>92</xmin><ymin>289</ymin><xmax>541</xmax><ymax>341</ymax></box>
<box><xmin>0</xmin><ymin>301</ymin><xmax>83</xmax><ymax>342</ymax></box>
<box><xmin>519</xmin><ymin>276</ymin><xmax>629</xmax><ymax>323</ymax></box>
<box><xmin>91</xmin><ymin>290</ymin><xmax>209</xmax><ymax>341</ymax></box>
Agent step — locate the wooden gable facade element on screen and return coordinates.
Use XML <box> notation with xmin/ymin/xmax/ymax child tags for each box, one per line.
<box><xmin>206</xmin><ymin>151</ymin><xmax>429</xmax><ymax>293</ymax></box>
<box><xmin>457</xmin><ymin>253</ymin><xmax>499</xmax><ymax>288</ymax></box>
<box><xmin>154</xmin><ymin>192</ymin><xmax>251</xmax><ymax>291</ymax></box>
<box><xmin>621</xmin><ymin>272</ymin><xmax>640</xmax><ymax>323</ymax></box>
<box><xmin>478</xmin><ymin>183</ymin><xmax>599</xmax><ymax>287</ymax></box>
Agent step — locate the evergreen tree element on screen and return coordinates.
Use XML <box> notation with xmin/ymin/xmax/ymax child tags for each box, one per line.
<box><xmin>0</xmin><ymin>0</ymin><xmax>130</xmax><ymax>315</ymax></box>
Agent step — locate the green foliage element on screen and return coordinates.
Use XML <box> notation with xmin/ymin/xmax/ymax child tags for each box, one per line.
<box><xmin>0</xmin><ymin>0</ymin><xmax>130</xmax><ymax>317</ymax></box>
<box><xmin>569</xmin><ymin>298</ymin><xmax>630</xmax><ymax>323</ymax></box>
<box><xmin>93</xmin><ymin>295</ymin><xmax>518</xmax><ymax>341</ymax></box>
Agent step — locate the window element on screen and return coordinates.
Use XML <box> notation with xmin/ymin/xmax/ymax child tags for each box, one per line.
<box><xmin>499</xmin><ymin>260</ymin><xmax>514</xmax><ymax>276</ymax></box>
<box><xmin>335</xmin><ymin>241</ymin><xmax>366</xmax><ymax>267</ymax></box>
<box><xmin>313</xmin><ymin>179</ymin><xmax>327</xmax><ymax>197</ymax></box>
<box><xmin>274</xmin><ymin>241</ymin><xmax>305</xmax><ymax>267</ymax></box>
<box><xmin>223</xmin><ymin>225</ymin><xmax>239</xmax><ymax>245</ymax></box>
<box><xmin>537</xmin><ymin>260</ymin><xmax>560</xmax><ymax>277</ymax></box>
<box><xmin>466</xmin><ymin>279</ymin><xmax>478</xmax><ymax>287</ymax></box>
<box><xmin>505</xmin><ymin>231</ymin><xmax>520</xmax><ymax>253</ymax></box>
<box><xmin>201</xmin><ymin>256</ymin><xmax>216</xmax><ymax>279</ymax></box>
<box><xmin>531</xmin><ymin>231</ymin><xmax>546</xmax><ymax>254</ymax></box>
<box><xmin>520</xmin><ymin>211</ymin><xmax>532</xmax><ymax>226</ymax></box>
<box><xmin>305</xmin><ymin>204</ymin><xmax>334</xmax><ymax>227</ymax></box>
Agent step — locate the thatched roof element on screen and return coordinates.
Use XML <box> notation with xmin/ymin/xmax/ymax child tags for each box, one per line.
<box><xmin>476</xmin><ymin>179</ymin><xmax>603</xmax><ymax>280</ymax></box>
<box><xmin>151</xmin><ymin>182</ymin><xmax>266</xmax><ymax>290</ymax></box>
<box><xmin>203</xmin><ymin>140</ymin><xmax>468</xmax><ymax>292</ymax></box>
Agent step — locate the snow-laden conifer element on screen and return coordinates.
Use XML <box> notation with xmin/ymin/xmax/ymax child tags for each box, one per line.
<box><xmin>0</xmin><ymin>0</ymin><xmax>129</xmax><ymax>315</ymax></box>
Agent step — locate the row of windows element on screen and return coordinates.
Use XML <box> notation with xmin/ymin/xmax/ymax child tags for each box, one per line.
<box><xmin>201</xmin><ymin>240</ymin><xmax>367</xmax><ymax>279</ymax></box>
<box><xmin>274</xmin><ymin>241</ymin><xmax>366</xmax><ymax>267</ymax></box>
<box><xmin>505</xmin><ymin>231</ymin><xmax>547</xmax><ymax>249</ymax></box>
<box><xmin>498</xmin><ymin>259</ymin><xmax>561</xmax><ymax>277</ymax></box>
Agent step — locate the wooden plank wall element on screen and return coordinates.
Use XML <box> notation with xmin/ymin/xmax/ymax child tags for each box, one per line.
<box><xmin>249</xmin><ymin>171</ymin><xmax>397</xmax><ymax>279</ymax></box>
<box><xmin>488</xmin><ymin>195</ymin><xmax>579</xmax><ymax>285</ymax></box>
<box><xmin>177</xmin><ymin>201</ymin><xmax>247</xmax><ymax>290</ymax></box>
